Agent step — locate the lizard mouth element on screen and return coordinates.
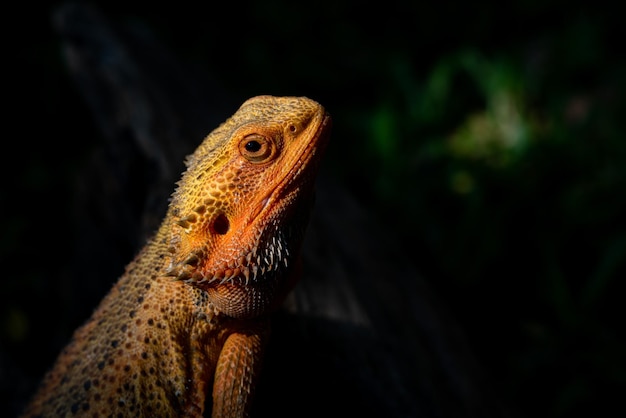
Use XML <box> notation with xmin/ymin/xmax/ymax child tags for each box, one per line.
<box><xmin>248</xmin><ymin>112</ymin><xmax>331</xmax><ymax>226</ymax></box>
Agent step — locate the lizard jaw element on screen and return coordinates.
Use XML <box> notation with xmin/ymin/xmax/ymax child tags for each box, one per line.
<box><xmin>246</xmin><ymin>112</ymin><xmax>331</xmax><ymax>229</ymax></box>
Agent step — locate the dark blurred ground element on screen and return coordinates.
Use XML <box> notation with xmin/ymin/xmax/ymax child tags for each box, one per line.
<box><xmin>2</xmin><ymin>1</ymin><xmax>625</xmax><ymax>417</ymax></box>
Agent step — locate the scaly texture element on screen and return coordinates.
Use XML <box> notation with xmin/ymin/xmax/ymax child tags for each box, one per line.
<box><xmin>21</xmin><ymin>95</ymin><xmax>331</xmax><ymax>417</ymax></box>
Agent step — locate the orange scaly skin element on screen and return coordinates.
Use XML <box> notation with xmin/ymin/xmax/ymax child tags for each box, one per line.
<box><xmin>21</xmin><ymin>96</ymin><xmax>331</xmax><ymax>417</ymax></box>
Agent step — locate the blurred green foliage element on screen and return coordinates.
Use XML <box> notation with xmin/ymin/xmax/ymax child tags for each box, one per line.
<box><xmin>342</xmin><ymin>22</ymin><xmax>626</xmax><ymax>418</ymax></box>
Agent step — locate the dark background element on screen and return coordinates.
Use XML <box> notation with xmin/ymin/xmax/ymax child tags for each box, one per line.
<box><xmin>2</xmin><ymin>1</ymin><xmax>625</xmax><ymax>417</ymax></box>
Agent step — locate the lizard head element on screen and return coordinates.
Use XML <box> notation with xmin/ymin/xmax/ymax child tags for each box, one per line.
<box><xmin>164</xmin><ymin>95</ymin><xmax>331</xmax><ymax>319</ymax></box>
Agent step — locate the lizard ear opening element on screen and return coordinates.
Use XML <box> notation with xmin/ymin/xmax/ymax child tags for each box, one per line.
<box><xmin>211</xmin><ymin>213</ymin><xmax>230</xmax><ymax>235</ymax></box>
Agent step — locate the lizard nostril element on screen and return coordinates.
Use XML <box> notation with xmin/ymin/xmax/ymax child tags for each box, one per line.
<box><xmin>211</xmin><ymin>213</ymin><xmax>230</xmax><ymax>235</ymax></box>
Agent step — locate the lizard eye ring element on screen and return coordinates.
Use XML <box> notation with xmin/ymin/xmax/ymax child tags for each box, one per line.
<box><xmin>239</xmin><ymin>134</ymin><xmax>276</xmax><ymax>163</ymax></box>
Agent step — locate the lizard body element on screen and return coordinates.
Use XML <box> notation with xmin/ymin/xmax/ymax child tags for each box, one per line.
<box><xmin>21</xmin><ymin>95</ymin><xmax>331</xmax><ymax>417</ymax></box>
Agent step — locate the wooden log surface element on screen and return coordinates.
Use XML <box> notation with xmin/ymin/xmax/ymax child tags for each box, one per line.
<box><xmin>4</xmin><ymin>3</ymin><xmax>517</xmax><ymax>417</ymax></box>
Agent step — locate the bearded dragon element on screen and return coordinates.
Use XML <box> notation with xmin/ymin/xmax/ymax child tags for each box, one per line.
<box><xmin>21</xmin><ymin>95</ymin><xmax>331</xmax><ymax>417</ymax></box>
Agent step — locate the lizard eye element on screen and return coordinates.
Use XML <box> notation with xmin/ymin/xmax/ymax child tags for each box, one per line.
<box><xmin>239</xmin><ymin>134</ymin><xmax>276</xmax><ymax>163</ymax></box>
